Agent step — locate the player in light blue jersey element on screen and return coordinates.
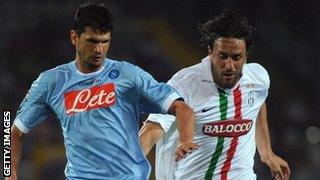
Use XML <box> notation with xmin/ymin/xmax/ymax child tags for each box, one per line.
<box><xmin>9</xmin><ymin>3</ymin><xmax>198</xmax><ymax>180</ymax></box>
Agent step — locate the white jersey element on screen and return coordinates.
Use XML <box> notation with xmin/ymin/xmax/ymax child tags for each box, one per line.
<box><xmin>147</xmin><ymin>57</ymin><xmax>270</xmax><ymax>180</ymax></box>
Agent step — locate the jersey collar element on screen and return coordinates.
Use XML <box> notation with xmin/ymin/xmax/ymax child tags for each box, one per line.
<box><xmin>72</xmin><ymin>59</ymin><xmax>107</xmax><ymax>77</ymax></box>
<box><xmin>201</xmin><ymin>56</ymin><xmax>214</xmax><ymax>83</ymax></box>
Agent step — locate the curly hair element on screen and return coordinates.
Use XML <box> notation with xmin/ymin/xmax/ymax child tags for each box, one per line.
<box><xmin>198</xmin><ymin>10</ymin><xmax>255</xmax><ymax>52</ymax></box>
<box><xmin>73</xmin><ymin>2</ymin><xmax>113</xmax><ymax>35</ymax></box>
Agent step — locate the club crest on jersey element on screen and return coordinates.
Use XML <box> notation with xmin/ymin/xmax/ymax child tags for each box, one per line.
<box><xmin>108</xmin><ymin>70</ymin><xmax>119</xmax><ymax>79</ymax></box>
<box><xmin>64</xmin><ymin>83</ymin><xmax>116</xmax><ymax>115</ymax></box>
<box><xmin>202</xmin><ymin>119</ymin><xmax>253</xmax><ymax>137</ymax></box>
<box><xmin>247</xmin><ymin>90</ymin><xmax>255</xmax><ymax>107</ymax></box>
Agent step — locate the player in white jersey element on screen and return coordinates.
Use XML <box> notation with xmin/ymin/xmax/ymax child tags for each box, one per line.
<box><xmin>140</xmin><ymin>10</ymin><xmax>290</xmax><ymax>180</ymax></box>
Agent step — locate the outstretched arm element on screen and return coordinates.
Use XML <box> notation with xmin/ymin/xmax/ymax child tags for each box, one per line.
<box><xmin>256</xmin><ymin>103</ymin><xmax>290</xmax><ymax>180</ymax></box>
<box><xmin>168</xmin><ymin>100</ymin><xmax>198</xmax><ymax>161</ymax></box>
<box><xmin>5</xmin><ymin>125</ymin><xmax>25</xmax><ymax>180</ymax></box>
<box><xmin>139</xmin><ymin>100</ymin><xmax>198</xmax><ymax>160</ymax></box>
<box><xmin>139</xmin><ymin>122</ymin><xmax>165</xmax><ymax>155</ymax></box>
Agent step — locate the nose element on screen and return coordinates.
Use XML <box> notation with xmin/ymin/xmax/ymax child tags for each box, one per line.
<box><xmin>94</xmin><ymin>43</ymin><xmax>103</xmax><ymax>54</ymax></box>
<box><xmin>225</xmin><ymin>58</ymin><xmax>235</xmax><ymax>70</ymax></box>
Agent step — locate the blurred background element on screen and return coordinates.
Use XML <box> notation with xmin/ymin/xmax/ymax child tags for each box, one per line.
<box><xmin>1</xmin><ymin>0</ymin><xmax>319</xmax><ymax>179</ymax></box>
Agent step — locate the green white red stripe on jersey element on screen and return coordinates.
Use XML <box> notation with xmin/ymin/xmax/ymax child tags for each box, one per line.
<box><xmin>205</xmin><ymin>85</ymin><xmax>242</xmax><ymax>180</ymax></box>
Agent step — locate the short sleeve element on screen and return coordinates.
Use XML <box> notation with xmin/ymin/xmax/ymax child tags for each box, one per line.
<box><xmin>258</xmin><ymin>64</ymin><xmax>270</xmax><ymax>90</ymax></box>
<box><xmin>246</xmin><ymin>63</ymin><xmax>270</xmax><ymax>99</ymax></box>
<box><xmin>167</xmin><ymin>77</ymin><xmax>189</xmax><ymax>102</ymax></box>
<box><xmin>147</xmin><ymin>114</ymin><xmax>176</xmax><ymax>133</ymax></box>
<box><xmin>14</xmin><ymin>73</ymin><xmax>51</xmax><ymax>133</ymax></box>
<box><xmin>262</xmin><ymin>67</ymin><xmax>270</xmax><ymax>98</ymax></box>
<box><xmin>136</xmin><ymin>67</ymin><xmax>181</xmax><ymax>114</ymax></box>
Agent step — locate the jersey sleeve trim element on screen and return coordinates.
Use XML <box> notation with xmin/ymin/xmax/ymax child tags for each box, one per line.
<box><xmin>161</xmin><ymin>92</ymin><xmax>182</xmax><ymax>114</ymax></box>
<box><xmin>14</xmin><ymin>119</ymin><xmax>30</xmax><ymax>133</ymax></box>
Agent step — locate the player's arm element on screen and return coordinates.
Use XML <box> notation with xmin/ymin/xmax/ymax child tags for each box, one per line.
<box><xmin>256</xmin><ymin>102</ymin><xmax>290</xmax><ymax>180</ymax></box>
<box><xmin>139</xmin><ymin>121</ymin><xmax>164</xmax><ymax>155</ymax></box>
<box><xmin>135</xmin><ymin>67</ymin><xmax>198</xmax><ymax>160</ymax></box>
<box><xmin>168</xmin><ymin>99</ymin><xmax>198</xmax><ymax>161</ymax></box>
<box><xmin>8</xmin><ymin>73</ymin><xmax>51</xmax><ymax>180</ymax></box>
<box><xmin>5</xmin><ymin>125</ymin><xmax>25</xmax><ymax>180</ymax></box>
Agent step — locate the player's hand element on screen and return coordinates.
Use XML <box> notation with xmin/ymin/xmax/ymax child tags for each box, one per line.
<box><xmin>175</xmin><ymin>142</ymin><xmax>199</xmax><ymax>161</ymax></box>
<box><xmin>262</xmin><ymin>152</ymin><xmax>290</xmax><ymax>180</ymax></box>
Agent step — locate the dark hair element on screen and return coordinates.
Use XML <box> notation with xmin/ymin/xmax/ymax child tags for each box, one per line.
<box><xmin>73</xmin><ymin>2</ymin><xmax>113</xmax><ymax>35</ymax></box>
<box><xmin>198</xmin><ymin>10</ymin><xmax>255</xmax><ymax>52</ymax></box>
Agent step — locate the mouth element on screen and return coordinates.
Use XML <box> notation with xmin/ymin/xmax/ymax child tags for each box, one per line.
<box><xmin>91</xmin><ymin>56</ymin><xmax>103</xmax><ymax>61</ymax></box>
<box><xmin>222</xmin><ymin>73</ymin><xmax>235</xmax><ymax>79</ymax></box>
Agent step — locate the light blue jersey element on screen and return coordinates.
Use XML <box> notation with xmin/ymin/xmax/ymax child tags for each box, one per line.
<box><xmin>14</xmin><ymin>59</ymin><xmax>181</xmax><ymax>180</ymax></box>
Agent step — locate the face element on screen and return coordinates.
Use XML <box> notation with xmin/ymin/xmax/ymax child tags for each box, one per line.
<box><xmin>71</xmin><ymin>27</ymin><xmax>111</xmax><ymax>73</ymax></box>
<box><xmin>209</xmin><ymin>37</ymin><xmax>247</xmax><ymax>89</ymax></box>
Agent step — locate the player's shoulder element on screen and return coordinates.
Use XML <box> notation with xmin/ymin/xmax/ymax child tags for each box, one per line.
<box><xmin>106</xmin><ymin>58</ymin><xmax>135</xmax><ymax>68</ymax></box>
<box><xmin>43</xmin><ymin>61</ymin><xmax>74</xmax><ymax>75</ymax></box>
<box><xmin>36</xmin><ymin>61</ymin><xmax>74</xmax><ymax>85</ymax></box>
<box><xmin>168</xmin><ymin>61</ymin><xmax>203</xmax><ymax>97</ymax></box>
<box><xmin>106</xmin><ymin>58</ymin><xmax>140</xmax><ymax>73</ymax></box>
<box><xmin>244</xmin><ymin>62</ymin><xmax>270</xmax><ymax>87</ymax></box>
<box><xmin>171</xmin><ymin>62</ymin><xmax>203</xmax><ymax>83</ymax></box>
<box><xmin>245</xmin><ymin>62</ymin><xmax>268</xmax><ymax>73</ymax></box>
<box><xmin>244</xmin><ymin>62</ymin><xmax>269</xmax><ymax>78</ymax></box>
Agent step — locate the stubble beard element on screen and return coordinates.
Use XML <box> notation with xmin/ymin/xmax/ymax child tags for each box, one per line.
<box><xmin>77</xmin><ymin>50</ymin><xmax>104</xmax><ymax>72</ymax></box>
<box><xmin>212</xmin><ymin>66</ymin><xmax>242</xmax><ymax>89</ymax></box>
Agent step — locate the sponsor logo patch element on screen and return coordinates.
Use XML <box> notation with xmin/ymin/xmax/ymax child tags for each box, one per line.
<box><xmin>64</xmin><ymin>83</ymin><xmax>116</xmax><ymax>115</ymax></box>
<box><xmin>78</xmin><ymin>78</ymin><xmax>101</xmax><ymax>86</ymax></box>
<box><xmin>202</xmin><ymin>119</ymin><xmax>253</xmax><ymax>137</ymax></box>
<box><xmin>202</xmin><ymin>106</ymin><xmax>215</xmax><ymax>113</ymax></box>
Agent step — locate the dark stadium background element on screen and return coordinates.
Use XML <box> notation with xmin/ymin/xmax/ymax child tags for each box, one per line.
<box><xmin>1</xmin><ymin>0</ymin><xmax>319</xmax><ymax>179</ymax></box>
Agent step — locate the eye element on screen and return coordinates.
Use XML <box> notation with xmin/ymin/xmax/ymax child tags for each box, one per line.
<box><xmin>218</xmin><ymin>53</ymin><xmax>228</xmax><ymax>60</ymax></box>
<box><xmin>232</xmin><ymin>54</ymin><xmax>242</xmax><ymax>61</ymax></box>
<box><xmin>87</xmin><ymin>39</ymin><xmax>110</xmax><ymax>45</ymax></box>
<box><xmin>101</xmin><ymin>40</ymin><xmax>110</xmax><ymax>44</ymax></box>
<box><xmin>87</xmin><ymin>39</ymin><xmax>99</xmax><ymax>44</ymax></box>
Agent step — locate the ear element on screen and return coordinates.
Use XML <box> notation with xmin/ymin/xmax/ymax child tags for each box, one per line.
<box><xmin>244</xmin><ymin>51</ymin><xmax>248</xmax><ymax>63</ymax></box>
<box><xmin>207</xmin><ymin>45</ymin><xmax>212</xmax><ymax>54</ymax></box>
<box><xmin>70</xmin><ymin>30</ymin><xmax>78</xmax><ymax>46</ymax></box>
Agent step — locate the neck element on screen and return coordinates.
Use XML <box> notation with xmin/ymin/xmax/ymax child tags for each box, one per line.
<box><xmin>75</xmin><ymin>58</ymin><xmax>104</xmax><ymax>74</ymax></box>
